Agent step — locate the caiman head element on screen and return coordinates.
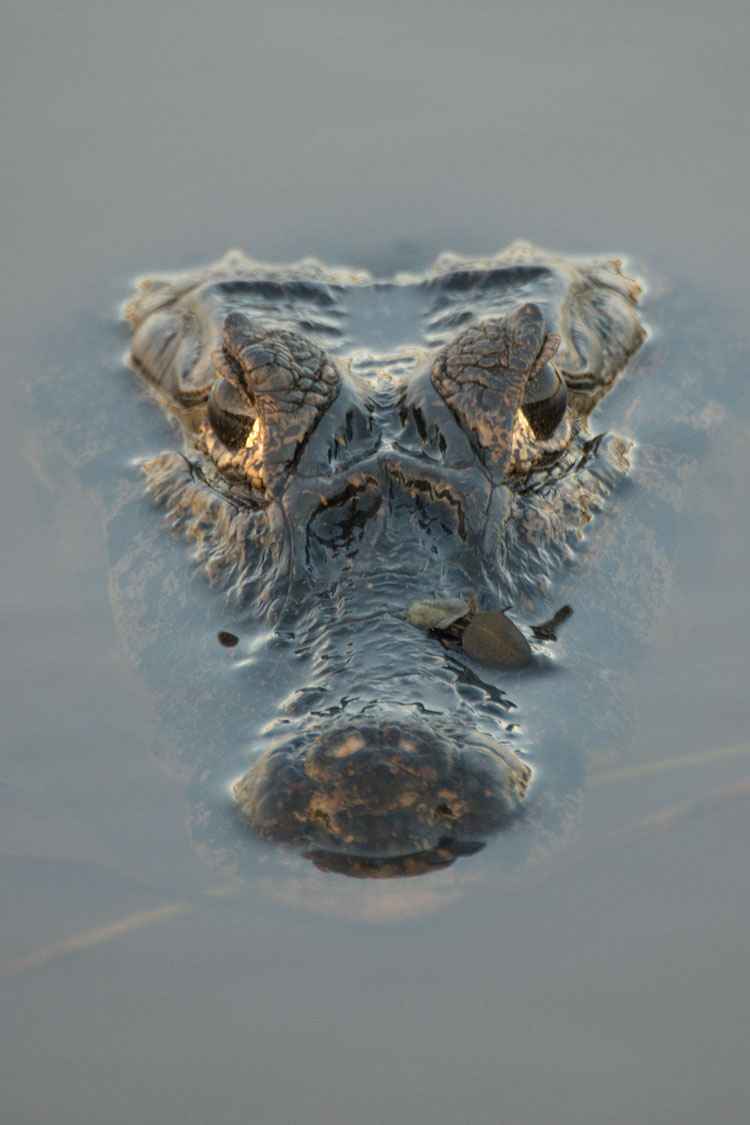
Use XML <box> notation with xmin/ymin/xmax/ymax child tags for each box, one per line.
<box><xmin>124</xmin><ymin>242</ymin><xmax>645</xmax><ymax>877</ymax></box>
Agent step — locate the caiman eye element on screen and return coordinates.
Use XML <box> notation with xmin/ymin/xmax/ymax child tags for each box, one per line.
<box><xmin>521</xmin><ymin>363</ymin><xmax>568</xmax><ymax>440</ymax></box>
<box><xmin>207</xmin><ymin>377</ymin><xmax>257</xmax><ymax>450</ymax></box>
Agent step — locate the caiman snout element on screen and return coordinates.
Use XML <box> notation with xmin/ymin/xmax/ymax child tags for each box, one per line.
<box><xmin>233</xmin><ymin>718</ymin><xmax>531</xmax><ymax>876</ymax></box>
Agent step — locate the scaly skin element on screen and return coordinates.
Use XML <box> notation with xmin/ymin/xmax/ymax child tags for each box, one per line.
<box><xmin>124</xmin><ymin>242</ymin><xmax>645</xmax><ymax>877</ymax></box>
<box><xmin>431</xmin><ymin>304</ymin><xmax>560</xmax><ymax>481</ymax></box>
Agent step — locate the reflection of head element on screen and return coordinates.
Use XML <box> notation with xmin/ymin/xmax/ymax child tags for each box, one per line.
<box><xmin>233</xmin><ymin>719</ymin><xmax>532</xmax><ymax>879</ymax></box>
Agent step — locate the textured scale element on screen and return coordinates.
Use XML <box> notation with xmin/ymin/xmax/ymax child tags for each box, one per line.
<box><xmin>206</xmin><ymin>311</ymin><xmax>341</xmax><ymax>497</ymax></box>
<box><xmin>431</xmin><ymin>303</ymin><xmax>560</xmax><ymax>481</ymax></box>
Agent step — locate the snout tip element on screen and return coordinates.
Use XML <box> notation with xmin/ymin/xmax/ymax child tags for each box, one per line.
<box><xmin>233</xmin><ymin>717</ymin><xmax>531</xmax><ymax>872</ymax></box>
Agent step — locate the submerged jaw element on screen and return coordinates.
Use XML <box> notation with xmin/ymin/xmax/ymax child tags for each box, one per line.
<box><xmin>233</xmin><ymin>715</ymin><xmax>532</xmax><ymax>875</ymax></box>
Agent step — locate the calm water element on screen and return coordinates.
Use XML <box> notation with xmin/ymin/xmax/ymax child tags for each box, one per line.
<box><xmin>3</xmin><ymin>3</ymin><xmax>749</xmax><ymax>1123</ymax></box>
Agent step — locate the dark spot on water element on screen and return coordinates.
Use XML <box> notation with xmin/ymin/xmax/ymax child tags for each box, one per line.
<box><xmin>218</xmin><ymin>631</ymin><xmax>239</xmax><ymax>647</ymax></box>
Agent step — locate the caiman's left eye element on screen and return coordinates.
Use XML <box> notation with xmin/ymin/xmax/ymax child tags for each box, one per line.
<box><xmin>207</xmin><ymin>377</ymin><xmax>257</xmax><ymax>450</ymax></box>
<box><xmin>521</xmin><ymin>363</ymin><xmax>568</xmax><ymax>440</ymax></box>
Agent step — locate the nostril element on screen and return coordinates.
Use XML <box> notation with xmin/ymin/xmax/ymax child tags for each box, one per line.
<box><xmin>434</xmin><ymin>802</ymin><xmax>456</xmax><ymax>821</ymax></box>
<box><xmin>309</xmin><ymin>808</ymin><xmax>333</xmax><ymax>830</ymax></box>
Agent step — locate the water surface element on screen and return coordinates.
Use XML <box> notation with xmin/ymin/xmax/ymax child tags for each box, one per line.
<box><xmin>3</xmin><ymin>3</ymin><xmax>749</xmax><ymax>1123</ymax></box>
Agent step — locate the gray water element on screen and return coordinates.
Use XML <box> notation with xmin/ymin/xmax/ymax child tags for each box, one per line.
<box><xmin>3</xmin><ymin>3</ymin><xmax>750</xmax><ymax>1123</ymax></box>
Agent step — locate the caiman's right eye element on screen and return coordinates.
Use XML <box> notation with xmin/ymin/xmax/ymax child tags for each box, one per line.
<box><xmin>521</xmin><ymin>362</ymin><xmax>568</xmax><ymax>440</ymax></box>
<box><xmin>206</xmin><ymin>378</ymin><xmax>257</xmax><ymax>450</ymax></box>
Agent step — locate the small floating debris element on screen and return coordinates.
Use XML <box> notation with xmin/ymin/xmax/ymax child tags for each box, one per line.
<box><xmin>405</xmin><ymin>597</ymin><xmax>476</xmax><ymax>632</ymax></box>
<box><xmin>218</xmin><ymin>631</ymin><xmax>240</xmax><ymax>647</ymax></box>
<box><xmin>530</xmin><ymin>604</ymin><xmax>573</xmax><ymax>642</ymax></box>
<box><xmin>407</xmin><ymin>596</ymin><xmax>533</xmax><ymax>668</ymax></box>
<box><xmin>461</xmin><ymin>611</ymin><xmax>532</xmax><ymax>668</ymax></box>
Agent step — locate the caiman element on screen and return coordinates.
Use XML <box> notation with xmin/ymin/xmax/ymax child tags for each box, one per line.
<box><xmin>121</xmin><ymin>240</ymin><xmax>647</xmax><ymax>882</ymax></box>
